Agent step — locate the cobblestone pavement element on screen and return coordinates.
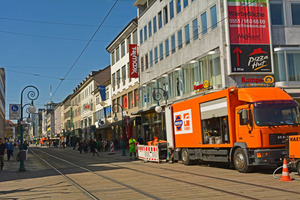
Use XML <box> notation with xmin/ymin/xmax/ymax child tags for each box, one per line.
<box><xmin>0</xmin><ymin>146</ymin><xmax>299</xmax><ymax>200</ymax></box>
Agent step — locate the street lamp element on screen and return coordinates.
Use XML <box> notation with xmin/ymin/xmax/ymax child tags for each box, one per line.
<box><xmin>19</xmin><ymin>85</ymin><xmax>39</xmax><ymax>172</ymax></box>
<box><xmin>113</xmin><ymin>103</ymin><xmax>126</xmax><ymax>156</ymax></box>
<box><xmin>152</xmin><ymin>87</ymin><xmax>168</xmax><ymax>113</ymax></box>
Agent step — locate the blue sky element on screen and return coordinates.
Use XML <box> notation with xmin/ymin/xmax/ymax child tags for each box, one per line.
<box><xmin>0</xmin><ymin>0</ymin><xmax>137</xmax><ymax>119</ymax></box>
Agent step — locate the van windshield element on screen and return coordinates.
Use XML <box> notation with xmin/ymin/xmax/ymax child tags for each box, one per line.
<box><xmin>253</xmin><ymin>100</ymin><xmax>300</xmax><ymax>126</ymax></box>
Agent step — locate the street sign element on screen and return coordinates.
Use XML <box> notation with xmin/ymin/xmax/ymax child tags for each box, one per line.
<box><xmin>9</xmin><ymin>104</ymin><xmax>21</xmax><ymax>120</ymax></box>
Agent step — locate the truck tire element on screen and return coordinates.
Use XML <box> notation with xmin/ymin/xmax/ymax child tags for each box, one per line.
<box><xmin>181</xmin><ymin>149</ymin><xmax>191</xmax><ymax>165</ymax></box>
<box><xmin>233</xmin><ymin>148</ymin><xmax>251</xmax><ymax>173</ymax></box>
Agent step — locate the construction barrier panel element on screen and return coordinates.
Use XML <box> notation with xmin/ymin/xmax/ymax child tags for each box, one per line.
<box><xmin>110</xmin><ymin>141</ymin><xmax>114</xmax><ymax>153</ymax></box>
<box><xmin>137</xmin><ymin>145</ymin><xmax>159</xmax><ymax>162</ymax></box>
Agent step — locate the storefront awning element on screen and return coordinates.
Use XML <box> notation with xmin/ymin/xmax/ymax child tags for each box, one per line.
<box><xmin>131</xmin><ymin>106</ymin><xmax>156</xmax><ymax>115</ymax></box>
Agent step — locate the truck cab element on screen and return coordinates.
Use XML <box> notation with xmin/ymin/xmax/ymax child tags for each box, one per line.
<box><xmin>235</xmin><ymin>90</ymin><xmax>300</xmax><ymax>172</ymax></box>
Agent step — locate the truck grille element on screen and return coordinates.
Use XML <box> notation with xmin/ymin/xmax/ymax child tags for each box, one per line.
<box><xmin>269</xmin><ymin>132</ymin><xmax>298</xmax><ymax>145</ymax></box>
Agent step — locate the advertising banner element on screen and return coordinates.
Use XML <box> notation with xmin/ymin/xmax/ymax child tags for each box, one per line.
<box><xmin>228</xmin><ymin>0</ymin><xmax>272</xmax><ymax>73</ymax></box>
<box><xmin>129</xmin><ymin>44</ymin><xmax>139</xmax><ymax>78</ymax></box>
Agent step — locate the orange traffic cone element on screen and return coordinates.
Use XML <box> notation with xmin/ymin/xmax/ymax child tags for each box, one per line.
<box><xmin>280</xmin><ymin>158</ymin><xmax>292</xmax><ymax>181</ymax></box>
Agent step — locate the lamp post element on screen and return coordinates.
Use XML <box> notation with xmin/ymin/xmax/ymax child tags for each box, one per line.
<box><xmin>19</xmin><ymin>85</ymin><xmax>39</xmax><ymax>172</ymax></box>
<box><xmin>152</xmin><ymin>87</ymin><xmax>168</xmax><ymax>113</ymax></box>
<box><xmin>113</xmin><ymin>103</ymin><xmax>126</xmax><ymax>156</ymax></box>
<box><xmin>152</xmin><ymin>87</ymin><xmax>169</xmax><ymax>160</ymax></box>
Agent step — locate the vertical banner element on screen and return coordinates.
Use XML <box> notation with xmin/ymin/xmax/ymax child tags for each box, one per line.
<box><xmin>129</xmin><ymin>44</ymin><xmax>139</xmax><ymax>78</ymax></box>
<box><xmin>97</xmin><ymin>86</ymin><xmax>106</xmax><ymax>101</ymax></box>
<box><xmin>228</xmin><ymin>0</ymin><xmax>272</xmax><ymax>73</ymax></box>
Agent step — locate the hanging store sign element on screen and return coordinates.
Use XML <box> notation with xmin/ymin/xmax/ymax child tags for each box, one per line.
<box><xmin>129</xmin><ymin>44</ymin><xmax>139</xmax><ymax>78</ymax></box>
<box><xmin>231</xmin><ymin>45</ymin><xmax>271</xmax><ymax>72</ymax></box>
<box><xmin>194</xmin><ymin>80</ymin><xmax>212</xmax><ymax>94</ymax></box>
<box><xmin>228</xmin><ymin>0</ymin><xmax>272</xmax><ymax>73</ymax></box>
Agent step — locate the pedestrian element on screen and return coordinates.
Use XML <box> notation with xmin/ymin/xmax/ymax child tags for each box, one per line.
<box><xmin>5</xmin><ymin>139</ymin><xmax>13</xmax><ymax>161</ymax></box>
<box><xmin>23</xmin><ymin>141</ymin><xmax>29</xmax><ymax>160</ymax></box>
<box><xmin>91</xmin><ymin>139</ymin><xmax>99</xmax><ymax>156</ymax></box>
<box><xmin>79</xmin><ymin>140</ymin><xmax>83</xmax><ymax>154</ymax></box>
<box><xmin>129</xmin><ymin>136</ymin><xmax>136</xmax><ymax>160</ymax></box>
<box><xmin>0</xmin><ymin>138</ymin><xmax>6</xmax><ymax>170</ymax></box>
<box><xmin>137</xmin><ymin>135</ymin><xmax>144</xmax><ymax>145</ymax></box>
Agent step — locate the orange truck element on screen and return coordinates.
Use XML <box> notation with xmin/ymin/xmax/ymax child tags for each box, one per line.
<box><xmin>165</xmin><ymin>87</ymin><xmax>300</xmax><ymax>172</ymax></box>
<box><xmin>288</xmin><ymin>135</ymin><xmax>300</xmax><ymax>174</ymax></box>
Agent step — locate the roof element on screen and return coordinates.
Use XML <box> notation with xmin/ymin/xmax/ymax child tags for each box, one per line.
<box><xmin>238</xmin><ymin>87</ymin><xmax>293</xmax><ymax>102</ymax></box>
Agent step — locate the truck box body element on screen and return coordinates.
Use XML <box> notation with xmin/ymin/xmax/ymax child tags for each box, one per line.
<box><xmin>169</xmin><ymin>87</ymin><xmax>300</xmax><ymax>172</ymax></box>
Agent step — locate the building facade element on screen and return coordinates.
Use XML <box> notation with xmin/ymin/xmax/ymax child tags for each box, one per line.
<box><xmin>106</xmin><ymin>18</ymin><xmax>140</xmax><ymax>142</ymax></box>
<box><xmin>0</xmin><ymin>68</ymin><xmax>5</xmax><ymax>139</ymax></box>
<box><xmin>134</xmin><ymin>0</ymin><xmax>300</xmax><ymax>142</ymax></box>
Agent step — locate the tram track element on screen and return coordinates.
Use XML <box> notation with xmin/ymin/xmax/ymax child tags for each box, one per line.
<box><xmin>30</xmin><ymin>148</ymin><xmax>161</xmax><ymax>200</ymax></box>
<box><xmin>29</xmin><ymin>147</ymin><xmax>292</xmax><ymax>200</ymax></box>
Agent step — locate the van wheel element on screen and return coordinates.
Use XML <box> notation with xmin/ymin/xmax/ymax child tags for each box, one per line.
<box><xmin>233</xmin><ymin>148</ymin><xmax>251</xmax><ymax>173</ymax></box>
<box><xmin>181</xmin><ymin>149</ymin><xmax>191</xmax><ymax>165</ymax></box>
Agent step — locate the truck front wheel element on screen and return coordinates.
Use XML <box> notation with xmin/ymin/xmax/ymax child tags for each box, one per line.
<box><xmin>233</xmin><ymin>148</ymin><xmax>251</xmax><ymax>173</ymax></box>
<box><xmin>181</xmin><ymin>149</ymin><xmax>191</xmax><ymax>165</ymax></box>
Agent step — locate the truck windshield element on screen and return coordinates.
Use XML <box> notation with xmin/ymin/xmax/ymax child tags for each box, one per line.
<box><xmin>253</xmin><ymin>100</ymin><xmax>300</xmax><ymax>126</ymax></box>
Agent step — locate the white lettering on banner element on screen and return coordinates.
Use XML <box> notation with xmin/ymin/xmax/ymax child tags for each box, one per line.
<box><xmin>131</xmin><ymin>47</ymin><xmax>138</xmax><ymax>74</ymax></box>
<box><xmin>129</xmin><ymin>44</ymin><xmax>139</xmax><ymax>78</ymax></box>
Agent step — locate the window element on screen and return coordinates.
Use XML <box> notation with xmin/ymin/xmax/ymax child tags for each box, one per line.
<box><xmin>170</xmin><ymin>0</ymin><xmax>174</xmax><ymax>20</ymax></box>
<box><xmin>201</xmin><ymin>12</ymin><xmax>208</xmax><ymax>34</ymax></box>
<box><xmin>141</xmin><ymin>56</ymin><xmax>144</xmax><ymax>72</ymax></box>
<box><xmin>150</xmin><ymin>50</ymin><xmax>153</xmax><ymax>67</ymax></box>
<box><xmin>164</xmin><ymin>6</ymin><xmax>168</xmax><ymax>25</ymax></box>
<box><xmin>126</xmin><ymin>36</ymin><xmax>131</xmax><ymax>53</ymax></box>
<box><xmin>291</xmin><ymin>3</ymin><xmax>300</xmax><ymax>25</ymax></box>
<box><xmin>192</xmin><ymin>18</ymin><xmax>198</xmax><ymax>40</ymax></box>
<box><xmin>270</xmin><ymin>3</ymin><xmax>284</xmax><ymax>25</ymax></box>
<box><xmin>171</xmin><ymin>34</ymin><xmax>176</xmax><ymax>53</ymax></box>
<box><xmin>160</xmin><ymin>42</ymin><xmax>163</xmax><ymax>60</ymax></box>
<box><xmin>112</xmin><ymin>73</ymin><xmax>116</xmax><ymax>91</ymax></box>
<box><xmin>111</xmin><ymin>51</ymin><xmax>115</xmax><ymax>65</ymax></box>
<box><xmin>184</xmin><ymin>0</ymin><xmax>188</xmax><ymax>8</ymax></box>
<box><xmin>145</xmin><ymin>53</ymin><xmax>149</xmax><ymax>69</ymax></box>
<box><xmin>178</xmin><ymin>29</ymin><xmax>183</xmax><ymax>49</ymax></box>
<box><xmin>154</xmin><ymin>47</ymin><xmax>158</xmax><ymax>63</ymax></box>
<box><xmin>144</xmin><ymin>25</ymin><xmax>147</xmax><ymax>41</ymax></box>
<box><xmin>165</xmin><ymin>38</ymin><xmax>169</xmax><ymax>57</ymax></box>
<box><xmin>185</xmin><ymin>24</ymin><xmax>190</xmax><ymax>44</ymax></box>
<box><xmin>153</xmin><ymin>16</ymin><xmax>157</xmax><ymax>33</ymax></box>
<box><xmin>122</xmin><ymin>65</ymin><xmax>126</xmax><ymax>85</ymax></box>
<box><xmin>133</xmin><ymin>30</ymin><xmax>137</xmax><ymax>44</ymax></box>
<box><xmin>158</xmin><ymin>11</ymin><xmax>163</xmax><ymax>29</ymax></box>
<box><xmin>116</xmin><ymin>47</ymin><xmax>120</xmax><ymax>61</ymax></box>
<box><xmin>121</xmin><ymin>42</ymin><xmax>125</xmax><ymax>57</ymax></box>
<box><xmin>117</xmin><ymin>70</ymin><xmax>120</xmax><ymax>88</ymax></box>
<box><xmin>176</xmin><ymin>0</ymin><xmax>181</xmax><ymax>14</ymax></box>
<box><xmin>128</xmin><ymin>91</ymin><xmax>133</xmax><ymax>109</ymax></box>
<box><xmin>140</xmin><ymin>29</ymin><xmax>143</xmax><ymax>44</ymax></box>
<box><xmin>210</xmin><ymin>5</ymin><xmax>217</xmax><ymax>29</ymax></box>
<box><xmin>148</xmin><ymin>21</ymin><xmax>152</xmax><ymax>38</ymax></box>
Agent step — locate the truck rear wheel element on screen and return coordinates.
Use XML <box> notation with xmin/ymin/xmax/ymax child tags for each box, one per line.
<box><xmin>233</xmin><ymin>148</ymin><xmax>251</xmax><ymax>173</ymax></box>
<box><xmin>181</xmin><ymin>149</ymin><xmax>191</xmax><ymax>165</ymax></box>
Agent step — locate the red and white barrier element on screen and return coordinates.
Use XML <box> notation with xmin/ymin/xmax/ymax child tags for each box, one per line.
<box><xmin>110</xmin><ymin>141</ymin><xmax>114</xmax><ymax>153</ymax></box>
<box><xmin>137</xmin><ymin>145</ymin><xmax>159</xmax><ymax>162</ymax></box>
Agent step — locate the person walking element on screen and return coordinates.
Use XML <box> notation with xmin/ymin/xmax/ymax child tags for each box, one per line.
<box><xmin>79</xmin><ymin>140</ymin><xmax>83</xmax><ymax>154</ymax></box>
<box><xmin>137</xmin><ymin>135</ymin><xmax>144</xmax><ymax>145</ymax></box>
<box><xmin>91</xmin><ymin>139</ymin><xmax>99</xmax><ymax>156</ymax></box>
<box><xmin>0</xmin><ymin>138</ymin><xmax>6</xmax><ymax>170</ymax></box>
<box><xmin>5</xmin><ymin>139</ymin><xmax>13</xmax><ymax>161</ymax></box>
<box><xmin>129</xmin><ymin>136</ymin><xmax>136</xmax><ymax>160</ymax></box>
<box><xmin>23</xmin><ymin>141</ymin><xmax>29</xmax><ymax>160</ymax></box>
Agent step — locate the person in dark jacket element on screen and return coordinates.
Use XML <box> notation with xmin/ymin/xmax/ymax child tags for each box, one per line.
<box><xmin>91</xmin><ymin>139</ymin><xmax>99</xmax><ymax>156</ymax></box>
<box><xmin>5</xmin><ymin>139</ymin><xmax>13</xmax><ymax>161</ymax></box>
<box><xmin>0</xmin><ymin>138</ymin><xmax>7</xmax><ymax>170</ymax></box>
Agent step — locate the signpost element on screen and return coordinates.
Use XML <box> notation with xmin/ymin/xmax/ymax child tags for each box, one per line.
<box><xmin>9</xmin><ymin>104</ymin><xmax>20</xmax><ymax>120</ymax></box>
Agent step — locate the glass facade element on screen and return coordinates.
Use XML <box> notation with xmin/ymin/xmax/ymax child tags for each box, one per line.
<box><xmin>274</xmin><ymin>49</ymin><xmax>300</xmax><ymax>82</ymax></box>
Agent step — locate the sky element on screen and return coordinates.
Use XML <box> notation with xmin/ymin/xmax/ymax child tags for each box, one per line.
<box><xmin>0</xmin><ymin>0</ymin><xmax>137</xmax><ymax>119</ymax></box>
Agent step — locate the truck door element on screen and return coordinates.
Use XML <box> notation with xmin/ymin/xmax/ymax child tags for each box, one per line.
<box><xmin>236</xmin><ymin>105</ymin><xmax>258</xmax><ymax>146</ymax></box>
